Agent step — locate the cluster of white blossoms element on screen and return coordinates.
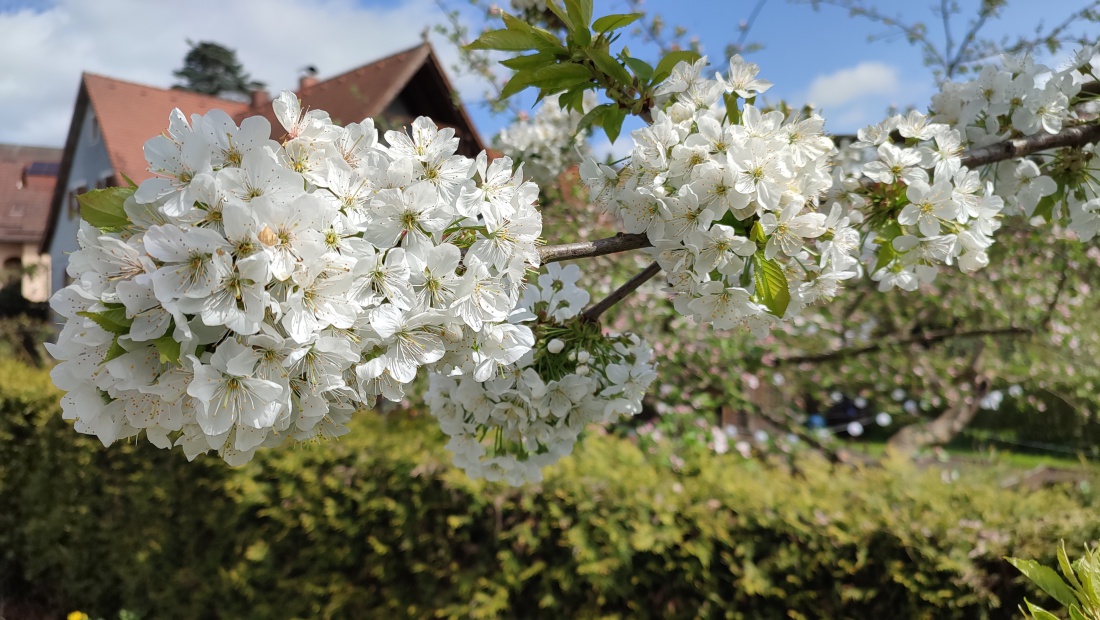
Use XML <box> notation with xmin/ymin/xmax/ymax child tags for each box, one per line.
<box><xmin>580</xmin><ymin>56</ymin><xmax>861</xmax><ymax>335</ymax></box>
<box><xmin>495</xmin><ymin>93</ymin><xmax>593</xmax><ymax>187</ymax></box>
<box><xmin>841</xmin><ymin>110</ymin><xmax>1006</xmax><ymax>291</ymax></box>
<box><xmin>48</xmin><ymin>92</ymin><xmax>543</xmax><ymax>465</ymax></box>
<box><xmin>428</xmin><ymin>263</ymin><xmax>658</xmax><ymax>484</ymax></box>
<box><xmin>845</xmin><ymin>46</ymin><xmax>1100</xmax><ymax>291</ymax></box>
<box><xmin>936</xmin><ymin>48</ymin><xmax>1100</xmax><ymax>242</ymax></box>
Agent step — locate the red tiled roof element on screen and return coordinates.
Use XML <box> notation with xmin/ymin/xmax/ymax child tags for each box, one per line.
<box><xmin>45</xmin><ymin>43</ymin><xmax>484</xmax><ymax>252</ymax></box>
<box><xmin>251</xmin><ymin>44</ymin><xmax>432</xmax><ymax>130</ymax></box>
<box><xmin>84</xmin><ymin>73</ymin><xmax>251</xmax><ymax>184</ymax></box>
<box><xmin>0</xmin><ymin>144</ymin><xmax>61</xmax><ymax>243</ymax></box>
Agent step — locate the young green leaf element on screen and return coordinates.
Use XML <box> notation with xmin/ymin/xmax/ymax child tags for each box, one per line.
<box><xmin>593</xmin><ymin>13</ymin><xmax>643</xmax><ymax>33</ymax></box>
<box><xmin>77</xmin><ymin>187</ymin><xmax>133</xmax><ymax>231</ymax></box>
<box><xmin>501</xmin><ymin>12</ymin><xmax>564</xmax><ymax>49</ymax></box>
<box><xmin>545</xmin><ymin>0</ymin><xmax>573</xmax><ymax>30</ymax></box>
<box><xmin>563</xmin><ymin>0</ymin><xmax>593</xmax><ymax>29</ymax></box>
<box><xmin>466</xmin><ymin>29</ymin><xmax>548</xmax><ymax>52</ymax></box>
<box><xmin>102</xmin><ymin>338</ymin><xmax>128</xmax><ymax>364</ymax></box>
<box><xmin>558</xmin><ymin>86</ymin><xmax>586</xmax><ymax>113</ymax></box>
<box><xmin>529</xmin><ymin>63</ymin><xmax>593</xmax><ymax>94</ymax></box>
<box><xmin>577</xmin><ymin>103</ymin><xmax>610</xmax><ymax>133</ymax></box>
<box><xmin>77</xmin><ymin>307</ymin><xmax>133</xmax><ymax>335</ymax></box>
<box><xmin>500</xmin><ymin>70</ymin><xmax>538</xmax><ymax>99</ymax></box>
<box><xmin>603</xmin><ymin>105</ymin><xmax>627</xmax><ymax>144</ymax></box>
<box><xmin>151</xmin><ymin>333</ymin><xmax>182</xmax><ymax>365</ymax></box>
<box><xmin>752</xmin><ymin>253</ymin><xmax>790</xmax><ymax>318</ymax></box>
<box><xmin>1008</xmin><ymin>557</ymin><xmax>1080</xmax><ymax>609</ymax></box>
<box><xmin>587</xmin><ymin>48</ymin><xmax>633</xmax><ymax>89</ymax></box>
<box><xmin>1058</xmin><ymin>541</ymin><xmax>1084</xmax><ymax>593</ymax></box>
<box><xmin>500</xmin><ymin>52</ymin><xmax>559</xmax><ymax>71</ymax></box>
<box><xmin>623</xmin><ymin>56</ymin><xmax>654</xmax><ymax>82</ymax></box>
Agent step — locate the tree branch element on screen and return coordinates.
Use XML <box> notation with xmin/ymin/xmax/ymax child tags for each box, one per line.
<box><xmin>539</xmin><ymin>232</ymin><xmax>651</xmax><ymax>264</ymax></box>
<box><xmin>961</xmin><ymin>122</ymin><xmax>1100</xmax><ymax>168</ymax></box>
<box><xmin>581</xmin><ymin>261</ymin><xmax>662</xmax><ymax>322</ymax></box>
<box><xmin>774</xmin><ymin>325</ymin><xmax>1030</xmax><ymax>366</ymax></box>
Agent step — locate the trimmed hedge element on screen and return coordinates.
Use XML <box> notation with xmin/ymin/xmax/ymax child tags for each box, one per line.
<box><xmin>1</xmin><ymin>359</ymin><xmax>1097</xmax><ymax>619</ymax></box>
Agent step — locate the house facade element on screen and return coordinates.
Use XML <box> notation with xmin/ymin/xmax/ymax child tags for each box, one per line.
<box><xmin>41</xmin><ymin>42</ymin><xmax>485</xmax><ymax>302</ymax></box>
<box><xmin>0</xmin><ymin>145</ymin><xmax>60</xmax><ymax>302</ymax></box>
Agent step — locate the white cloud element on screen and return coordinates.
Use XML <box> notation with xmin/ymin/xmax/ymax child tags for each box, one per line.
<box><xmin>804</xmin><ymin>62</ymin><xmax>899</xmax><ymax>108</ymax></box>
<box><xmin>0</xmin><ymin>0</ymin><xmax>462</xmax><ymax>146</ymax></box>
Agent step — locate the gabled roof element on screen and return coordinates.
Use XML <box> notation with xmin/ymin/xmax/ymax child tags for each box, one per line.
<box><xmin>44</xmin><ymin>42</ymin><xmax>484</xmax><ymax>253</ymax></box>
<box><xmin>0</xmin><ymin>144</ymin><xmax>62</xmax><ymax>244</ymax></box>
<box><xmin>247</xmin><ymin>43</ymin><xmax>486</xmax><ymax>156</ymax></box>
<box><xmin>42</xmin><ymin>75</ymin><xmax>249</xmax><ymax>251</ymax></box>
<box><xmin>86</xmin><ymin>73</ymin><xmax>252</xmax><ymax>185</ymax></box>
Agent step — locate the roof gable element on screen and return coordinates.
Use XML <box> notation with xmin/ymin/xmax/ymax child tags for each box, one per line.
<box><xmin>45</xmin><ymin>43</ymin><xmax>487</xmax><ymax>252</ymax></box>
<box><xmin>84</xmin><ymin>73</ymin><xmax>251</xmax><ymax>185</ymax></box>
<box><xmin>0</xmin><ymin>144</ymin><xmax>61</xmax><ymax>244</ymax></box>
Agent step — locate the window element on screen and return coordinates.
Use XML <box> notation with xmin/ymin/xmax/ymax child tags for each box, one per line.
<box><xmin>89</xmin><ymin>115</ymin><xmax>101</xmax><ymax>144</ymax></box>
<box><xmin>67</xmin><ymin>183</ymin><xmax>87</xmax><ymax>220</ymax></box>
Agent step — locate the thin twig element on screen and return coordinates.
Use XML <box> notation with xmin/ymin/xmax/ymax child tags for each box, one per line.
<box><xmin>581</xmin><ymin>261</ymin><xmax>662</xmax><ymax>322</ymax></box>
<box><xmin>774</xmin><ymin>325</ymin><xmax>1029</xmax><ymax>366</ymax></box>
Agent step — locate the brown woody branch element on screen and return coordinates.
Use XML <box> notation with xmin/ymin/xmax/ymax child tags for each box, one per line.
<box><xmin>581</xmin><ymin>261</ymin><xmax>662</xmax><ymax>322</ymax></box>
<box><xmin>961</xmin><ymin>122</ymin><xmax>1100</xmax><ymax>167</ymax></box>
<box><xmin>539</xmin><ymin>233</ymin><xmax>650</xmax><ymax>264</ymax></box>
<box><xmin>774</xmin><ymin>325</ymin><xmax>1030</xmax><ymax>366</ymax></box>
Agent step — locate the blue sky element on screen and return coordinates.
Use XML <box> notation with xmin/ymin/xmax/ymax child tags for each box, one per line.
<box><xmin>0</xmin><ymin>0</ymin><xmax>1094</xmax><ymax>148</ymax></box>
<box><xmin>450</xmin><ymin>0</ymin><xmax>1099</xmax><ymax>142</ymax></box>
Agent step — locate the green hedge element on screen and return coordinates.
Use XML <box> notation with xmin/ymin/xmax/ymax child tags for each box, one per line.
<box><xmin>1</xmin><ymin>359</ymin><xmax>1097</xmax><ymax>619</ymax></box>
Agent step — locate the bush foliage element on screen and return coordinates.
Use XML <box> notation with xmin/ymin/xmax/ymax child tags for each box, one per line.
<box><xmin>1</xmin><ymin>359</ymin><xmax>1097</xmax><ymax>619</ymax></box>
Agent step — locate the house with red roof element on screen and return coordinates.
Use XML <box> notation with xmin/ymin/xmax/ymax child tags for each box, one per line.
<box><xmin>40</xmin><ymin>42</ymin><xmax>485</xmax><ymax>301</ymax></box>
<box><xmin>0</xmin><ymin>145</ymin><xmax>60</xmax><ymax>302</ymax></box>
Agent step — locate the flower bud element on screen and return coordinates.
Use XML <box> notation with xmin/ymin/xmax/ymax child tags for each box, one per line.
<box><xmin>547</xmin><ymin>338</ymin><xmax>565</xmax><ymax>354</ymax></box>
<box><xmin>576</xmin><ymin>350</ymin><xmax>590</xmax><ymax>364</ymax></box>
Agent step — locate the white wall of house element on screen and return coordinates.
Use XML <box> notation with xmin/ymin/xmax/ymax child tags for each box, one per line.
<box><xmin>48</xmin><ymin>107</ymin><xmax>114</xmax><ymax>299</ymax></box>
<box><xmin>21</xmin><ymin>243</ymin><xmax>50</xmax><ymax>302</ymax></box>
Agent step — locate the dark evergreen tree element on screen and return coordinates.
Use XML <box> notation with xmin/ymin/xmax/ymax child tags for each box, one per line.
<box><xmin>172</xmin><ymin>40</ymin><xmax>264</xmax><ymax>99</ymax></box>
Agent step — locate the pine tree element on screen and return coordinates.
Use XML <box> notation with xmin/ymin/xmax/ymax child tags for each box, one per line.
<box><xmin>172</xmin><ymin>40</ymin><xmax>264</xmax><ymax>99</ymax></box>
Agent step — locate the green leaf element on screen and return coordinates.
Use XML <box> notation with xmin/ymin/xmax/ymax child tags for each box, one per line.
<box><xmin>749</xmin><ymin>220</ymin><xmax>766</xmax><ymax>245</ymax></box>
<box><xmin>752</xmin><ymin>253</ymin><xmax>790</xmax><ymax>318</ymax></box>
<box><xmin>873</xmin><ymin>240</ymin><xmax>897</xmax><ymax>273</ymax></box>
<box><xmin>77</xmin><ymin>187</ymin><xmax>133</xmax><ymax>230</ymax></box>
<box><xmin>151</xmin><ymin>333</ymin><xmax>182</xmax><ymax>365</ymax></box>
<box><xmin>119</xmin><ymin>171</ymin><xmax>139</xmax><ymax>189</ymax></box>
<box><xmin>558</xmin><ymin>87</ymin><xmax>585</xmax><ymax>113</ymax></box>
<box><xmin>587</xmin><ymin>48</ymin><xmax>633</xmax><ymax>88</ymax></box>
<box><xmin>500</xmin><ymin>52</ymin><xmax>558</xmax><ymax>71</ymax></box>
<box><xmin>466</xmin><ymin>29</ymin><xmax>547</xmax><ymax>52</ymax></box>
<box><xmin>500</xmin><ymin>13</ymin><xmax>564</xmax><ymax>50</ymax></box>
<box><xmin>102</xmin><ymin>338</ymin><xmax>128</xmax><ymax>364</ymax></box>
<box><xmin>623</xmin><ymin>56</ymin><xmax>654</xmax><ymax>82</ymax></box>
<box><xmin>1009</xmin><ymin>557</ymin><xmax>1080</xmax><ymax>609</ymax></box>
<box><xmin>1068</xmin><ymin>606</ymin><xmax>1088</xmax><ymax>620</ymax></box>
<box><xmin>603</xmin><ymin>106</ymin><xmax>627</xmax><ymax>144</ymax></box>
<box><xmin>77</xmin><ymin>308</ymin><xmax>133</xmax><ymax>335</ymax></box>
<box><xmin>529</xmin><ymin>63</ymin><xmax>593</xmax><ymax>94</ymax></box>
<box><xmin>577</xmin><ymin>103</ymin><xmax>610</xmax><ymax>133</ymax></box>
<box><xmin>545</xmin><ymin>0</ymin><xmax>573</xmax><ymax>30</ymax></box>
<box><xmin>1024</xmin><ymin>600</ymin><xmax>1060</xmax><ymax>620</ymax></box>
<box><xmin>1060</xmin><ymin>541</ymin><xmax>1084</xmax><ymax>592</ymax></box>
<box><xmin>563</xmin><ymin>0</ymin><xmax>592</xmax><ymax>29</ymax></box>
<box><xmin>1033</xmin><ymin>184</ymin><xmax>1063</xmax><ymax>222</ymax></box>
<box><xmin>652</xmin><ymin>50</ymin><xmax>703</xmax><ymax>85</ymax></box>
<box><xmin>593</xmin><ymin>13</ymin><xmax>643</xmax><ymax>33</ymax></box>
<box><xmin>500</xmin><ymin>70</ymin><xmax>537</xmax><ymax>99</ymax></box>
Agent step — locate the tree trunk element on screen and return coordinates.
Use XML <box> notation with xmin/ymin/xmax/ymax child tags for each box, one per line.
<box><xmin>886</xmin><ymin>375</ymin><xmax>990</xmax><ymax>457</ymax></box>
